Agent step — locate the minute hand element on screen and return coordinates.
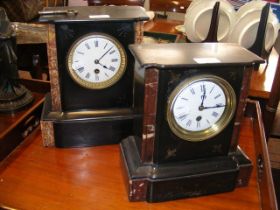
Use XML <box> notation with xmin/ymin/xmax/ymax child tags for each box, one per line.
<box><xmin>200</xmin><ymin>84</ymin><xmax>206</xmax><ymax>107</ymax></box>
<box><xmin>203</xmin><ymin>104</ymin><xmax>226</xmax><ymax>109</ymax></box>
<box><xmin>98</xmin><ymin>46</ymin><xmax>113</xmax><ymax>61</ymax></box>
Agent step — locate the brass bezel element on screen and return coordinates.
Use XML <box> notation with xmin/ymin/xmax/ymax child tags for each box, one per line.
<box><xmin>67</xmin><ymin>33</ymin><xmax>127</xmax><ymax>90</ymax></box>
<box><xmin>166</xmin><ymin>74</ymin><xmax>236</xmax><ymax>142</ymax></box>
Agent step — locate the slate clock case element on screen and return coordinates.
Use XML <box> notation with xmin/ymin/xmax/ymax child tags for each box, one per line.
<box><xmin>120</xmin><ymin>43</ymin><xmax>264</xmax><ymax>202</ymax></box>
<box><xmin>40</xmin><ymin>6</ymin><xmax>148</xmax><ymax>147</ymax></box>
<box><xmin>56</xmin><ymin>20</ymin><xmax>135</xmax><ymax>111</ymax></box>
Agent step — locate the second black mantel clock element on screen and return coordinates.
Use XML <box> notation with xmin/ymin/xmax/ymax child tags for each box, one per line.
<box><xmin>120</xmin><ymin>43</ymin><xmax>264</xmax><ymax>202</ymax></box>
<box><xmin>40</xmin><ymin>6</ymin><xmax>148</xmax><ymax>147</ymax></box>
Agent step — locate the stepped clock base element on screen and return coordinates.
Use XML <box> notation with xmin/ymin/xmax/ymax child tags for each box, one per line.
<box><xmin>120</xmin><ymin>136</ymin><xmax>252</xmax><ymax>202</ymax></box>
<box><xmin>41</xmin><ymin>93</ymin><xmax>139</xmax><ymax>148</ymax></box>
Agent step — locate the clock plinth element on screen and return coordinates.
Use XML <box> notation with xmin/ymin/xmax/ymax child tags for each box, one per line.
<box><xmin>120</xmin><ymin>43</ymin><xmax>264</xmax><ymax>202</ymax></box>
<box><xmin>39</xmin><ymin>6</ymin><xmax>148</xmax><ymax>147</ymax></box>
<box><xmin>41</xmin><ymin>94</ymin><xmax>139</xmax><ymax>147</ymax></box>
<box><xmin>120</xmin><ymin>136</ymin><xmax>252</xmax><ymax>202</ymax></box>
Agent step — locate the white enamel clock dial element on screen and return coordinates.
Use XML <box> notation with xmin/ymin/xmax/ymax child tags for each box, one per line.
<box><xmin>67</xmin><ymin>33</ymin><xmax>127</xmax><ymax>89</ymax></box>
<box><xmin>167</xmin><ymin>75</ymin><xmax>236</xmax><ymax>141</ymax></box>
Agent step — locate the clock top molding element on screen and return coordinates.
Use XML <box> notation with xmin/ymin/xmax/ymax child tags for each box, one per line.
<box><xmin>129</xmin><ymin>43</ymin><xmax>265</xmax><ymax>69</ymax></box>
<box><xmin>39</xmin><ymin>6</ymin><xmax>149</xmax><ymax>23</ymax></box>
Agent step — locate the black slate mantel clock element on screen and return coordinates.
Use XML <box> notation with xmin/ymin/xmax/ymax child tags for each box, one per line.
<box><xmin>120</xmin><ymin>43</ymin><xmax>264</xmax><ymax>202</ymax></box>
<box><xmin>39</xmin><ymin>6</ymin><xmax>148</xmax><ymax>147</ymax></box>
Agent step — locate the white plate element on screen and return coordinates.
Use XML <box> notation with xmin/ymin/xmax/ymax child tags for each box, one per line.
<box><xmin>229</xmin><ymin>3</ymin><xmax>280</xmax><ymax>52</ymax></box>
<box><xmin>145</xmin><ymin>11</ymin><xmax>155</xmax><ymax>20</ymax></box>
<box><xmin>184</xmin><ymin>0</ymin><xmax>236</xmax><ymax>42</ymax></box>
<box><xmin>185</xmin><ymin>0</ymin><xmax>203</xmax><ymax>14</ymax></box>
<box><xmin>236</xmin><ymin>0</ymin><xmax>268</xmax><ymax>21</ymax></box>
<box><xmin>184</xmin><ymin>0</ymin><xmax>214</xmax><ymax>42</ymax></box>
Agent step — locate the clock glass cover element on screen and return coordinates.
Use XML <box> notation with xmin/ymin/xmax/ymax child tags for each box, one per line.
<box><xmin>167</xmin><ymin>75</ymin><xmax>236</xmax><ymax>141</ymax></box>
<box><xmin>67</xmin><ymin>33</ymin><xmax>127</xmax><ymax>89</ymax></box>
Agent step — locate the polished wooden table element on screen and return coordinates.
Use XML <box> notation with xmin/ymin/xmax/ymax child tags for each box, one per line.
<box><xmin>144</xmin><ymin>19</ymin><xmax>279</xmax><ymax>99</ymax></box>
<box><xmin>250</xmin><ymin>48</ymin><xmax>279</xmax><ymax>99</ymax></box>
<box><xmin>144</xmin><ymin>19</ymin><xmax>184</xmax><ymax>35</ymax></box>
<box><xmin>0</xmin><ymin>101</ymin><xmax>277</xmax><ymax>210</ymax></box>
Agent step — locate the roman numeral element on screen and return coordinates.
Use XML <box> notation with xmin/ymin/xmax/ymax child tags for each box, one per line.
<box><xmin>197</xmin><ymin>121</ymin><xmax>200</xmax><ymax>128</ymax></box>
<box><xmin>214</xmin><ymin>94</ymin><xmax>221</xmax><ymax>99</ymax></box>
<box><xmin>94</xmin><ymin>40</ymin><xmax>98</xmax><ymax>47</ymax></box>
<box><xmin>109</xmin><ymin>66</ymin><xmax>115</xmax><ymax>71</ymax></box>
<box><xmin>212</xmin><ymin>111</ymin><xmax>218</xmax><ymax>118</ymax></box>
<box><xmin>85</xmin><ymin>43</ymin><xmax>90</xmax><ymax>49</ymax></box>
<box><xmin>200</xmin><ymin>84</ymin><xmax>205</xmax><ymax>92</ymax></box>
<box><xmin>177</xmin><ymin>113</ymin><xmax>188</xmax><ymax>121</ymax></box>
<box><xmin>111</xmin><ymin>58</ymin><xmax>118</xmax><ymax>62</ymax></box>
<box><xmin>186</xmin><ymin>120</ymin><xmax>192</xmax><ymax>127</ymax></box>
<box><xmin>77</xmin><ymin>51</ymin><xmax>84</xmax><ymax>55</ymax></box>
<box><xmin>95</xmin><ymin>74</ymin><xmax>99</xmax><ymax>81</ymax></box>
<box><xmin>190</xmin><ymin>88</ymin><xmax>195</xmax><ymax>95</ymax></box>
<box><xmin>105</xmin><ymin>73</ymin><xmax>109</xmax><ymax>77</ymax></box>
<box><xmin>210</xmin><ymin>85</ymin><xmax>215</xmax><ymax>94</ymax></box>
<box><xmin>85</xmin><ymin>73</ymin><xmax>90</xmax><ymax>79</ymax></box>
<box><xmin>181</xmin><ymin>98</ymin><xmax>188</xmax><ymax>101</ymax></box>
<box><xmin>77</xmin><ymin>67</ymin><xmax>84</xmax><ymax>72</ymax></box>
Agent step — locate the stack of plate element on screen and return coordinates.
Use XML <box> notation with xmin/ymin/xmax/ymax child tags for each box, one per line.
<box><xmin>228</xmin><ymin>0</ymin><xmax>280</xmax><ymax>52</ymax></box>
<box><xmin>184</xmin><ymin>0</ymin><xmax>236</xmax><ymax>42</ymax></box>
<box><xmin>182</xmin><ymin>0</ymin><xmax>280</xmax><ymax>53</ymax></box>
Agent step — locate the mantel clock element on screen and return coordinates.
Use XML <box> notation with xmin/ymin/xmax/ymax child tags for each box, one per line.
<box><xmin>39</xmin><ymin>6</ymin><xmax>148</xmax><ymax>147</ymax></box>
<box><xmin>120</xmin><ymin>43</ymin><xmax>264</xmax><ymax>202</ymax></box>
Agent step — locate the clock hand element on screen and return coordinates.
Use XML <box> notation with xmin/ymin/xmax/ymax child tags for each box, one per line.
<box><xmin>97</xmin><ymin>46</ymin><xmax>113</xmax><ymax>62</ymax></box>
<box><xmin>200</xmin><ymin>84</ymin><xmax>206</xmax><ymax>107</ymax></box>
<box><xmin>97</xmin><ymin>61</ymin><xmax>109</xmax><ymax>69</ymax></box>
<box><xmin>202</xmin><ymin>104</ymin><xmax>226</xmax><ymax>109</ymax></box>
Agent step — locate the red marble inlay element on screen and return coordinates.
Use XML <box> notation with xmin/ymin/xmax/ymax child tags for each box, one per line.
<box><xmin>141</xmin><ymin>68</ymin><xmax>159</xmax><ymax>163</ymax></box>
<box><xmin>47</xmin><ymin>24</ymin><xmax>62</xmax><ymax>112</ymax></box>
<box><xmin>230</xmin><ymin>67</ymin><xmax>253</xmax><ymax>152</ymax></box>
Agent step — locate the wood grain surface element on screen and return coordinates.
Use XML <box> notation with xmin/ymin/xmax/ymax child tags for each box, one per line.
<box><xmin>0</xmin><ymin>117</ymin><xmax>265</xmax><ymax>210</ymax></box>
<box><xmin>144</xmin><ymin>19</ymin><xmax>183</xmax><ymax>35</ymax></box>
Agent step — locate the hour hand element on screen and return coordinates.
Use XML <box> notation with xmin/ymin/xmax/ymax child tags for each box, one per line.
<box><xmin>94</xmin><ymin>59</ymin><xmax>108</xmax><ymax>69</ymax></box>
<box><xmin>99</xmin><ymin>62</ymin><xmax>109</xmax><ymax>69</ymax></box>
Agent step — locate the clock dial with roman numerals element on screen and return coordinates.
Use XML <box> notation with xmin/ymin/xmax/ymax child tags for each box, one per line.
<box><xmin>167</xmin><ymin>75</ymin><xmax>236</xmax><ymax>141</ymax></box>
<box><xmin>67</xmin><ymin>33</ymin><xmax>127</xmax><ymax>89</ymax></box>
